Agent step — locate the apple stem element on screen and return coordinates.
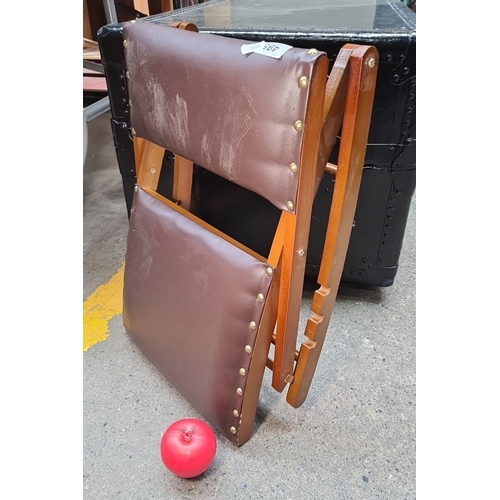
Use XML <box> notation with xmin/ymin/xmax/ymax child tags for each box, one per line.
<box><xmin>183</xmin><ymin>428</ymin><xmax>194</xmax><ymax>441</ymax></box>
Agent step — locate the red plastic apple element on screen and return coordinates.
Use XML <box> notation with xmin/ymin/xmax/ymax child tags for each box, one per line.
<box><xmin>160</xmin><ymin>419</ymin><xmax>217</xmax><ymax>478</ymax></box>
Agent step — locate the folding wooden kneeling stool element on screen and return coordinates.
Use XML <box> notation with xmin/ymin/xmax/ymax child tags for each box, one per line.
<box><xmin>120</xmin><ymin>20</ymin><xmax>378</xmax><ymax>446</ymax></box>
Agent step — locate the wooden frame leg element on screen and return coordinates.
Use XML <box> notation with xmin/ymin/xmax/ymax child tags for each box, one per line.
<box><xmin>286</xmin><ymin>45</ymin><xmax>379</xmax><ymax>408</ymax></box>
<box><xmin>173</xmin><ymin>155</ymin><xmax>193</xmax><ymax>210</ymax></box>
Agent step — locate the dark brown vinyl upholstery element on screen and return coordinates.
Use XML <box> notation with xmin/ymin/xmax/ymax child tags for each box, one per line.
<box><xmin>123</xmin><ymin>188</ymin><xmax>275</xmax><ymax>443</ymax></box>
<box><xmin>123</xmin><ymin>22</ymin><xmax>324</xmax><ymax>213</ymax></box>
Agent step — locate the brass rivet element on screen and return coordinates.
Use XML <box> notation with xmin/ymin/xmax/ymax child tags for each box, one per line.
<box><xmin>134</xmin><ymin>185</ymin><xmax>138</xmax><ymax>192</ymax></box>
<box><xmin>131</xmin><ymin>127</ymin><xmax>136</xmax><ymax>135</ymax></box>
<box><xmin>266</xmin><ymin>267</ymin><xmax>273</xmax><ymax>276</ymax></box>
<box><xmin>239</xmin><ymin>368</ymin><xmax>246</xmax><ymax>376</ymax></box>
<box><xmin>287</xmin><ymin>201</ymin><xmax>294</xmax><ymax>211</ymax></box>
<box><xmin>297</xmin><ymin>248</ymin><xmax>305</xmax><ymax>257</ymax></box>
<box><xmin>123</xmin><ymin>40</ymin><xmax>128</xmax><ymax>48</ymax></box>
<box><xmin>289</xmin><ymin>162</ymin><xmax>298</xmax><ymax>173</ymax></box>
<box><xmin>230</xmin><ymin>426</ymin><xmax>237</xmax><ymax>434</ymax></box>
<box><xmin>249</xmin><ymin>321</ymin><xmax>256</xmax><ymax>330</ymax></box>
<box><xmin>307</xmin><ymin>48</ymin><xmax>318</xmax><ymax>55</ymax></box>
<box><xmin>236</xmin><ymin>388</ymin><xmax>243</xmax><ymax>395</ymax></box>
<box><xmin>294</xmin><ymin>120</ymin><xmax>303</xmax><ymax>131</ymax></box>
<box><xmin>126</xmin><ymin>71</ymin><xmax>130</xmax><ymax>79</ymax></box>
<box><xmin>129</xmin><ymin>99</ymin><xmax>132</xmax><ymax>106</ymax></box>
<box><xmin>298</xmin><ymin>76</ymin><xmax>308</xmax><ymax>88</ymax></box>
<box><xmin>245</xmin><ymin>345</ymin><xmax>252</xmax><ymax>353</ymax></box>
<box><xmin>150</xmin><ymin>168</ymin><xmax>156</xmax><ymax>174</ymax></box>
<box><xmin>233</xmin><ymin>409</ymin><xmax>239</xmax><ymax>417</ymax></box>
<box><xmin>367</xmin><ymin>57</ymin><xmax>376</xmax><ymax>68</ymax></box>
<box><xmin>257</xmin><ymin>293</ymin><xmax>264</xmax><ymax>302</ymax></box>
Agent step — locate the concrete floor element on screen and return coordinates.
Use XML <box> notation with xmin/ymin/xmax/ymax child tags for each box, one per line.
<box><xmin>83</xmin><ymin>110</ymin><xmax>416</xmax><ymax>499</ymax></box>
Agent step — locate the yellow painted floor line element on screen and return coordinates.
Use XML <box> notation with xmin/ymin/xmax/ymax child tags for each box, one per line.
<box><xmin>83</xmin><ymin>263</ymin><xmax>125</xmax><ymax>352</ymax></box>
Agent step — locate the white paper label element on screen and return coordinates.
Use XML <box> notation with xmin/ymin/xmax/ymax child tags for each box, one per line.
<box><xmin>240</xmin><ymin>41</ymin><xmax>293</xmax><ymax>59</ymax></box>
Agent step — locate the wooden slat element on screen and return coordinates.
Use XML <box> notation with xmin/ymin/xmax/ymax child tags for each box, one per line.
<box><xmin>83</xmin><ymin>38</ymin><xmax>101</xmax><ymax>61</ymax></box>
<box><xmin>315</xmin><ymin>47</ymin><xmax>351</xmax><ymax>182</ymax></box>
<box><xmin>136</xmin><ymin>139</ymin><xmax>165</xmax><ymax>191</ymax></box>
<box><xmin>173</xmin><ymin>155</ymin><xmax>194</xmax><ymax>210</ymax></box>
<box><xmin>237</xmin><ymin>271</ymin><xmax>280</xmax><ymax>446</ymax></box>
<box><xmin>271</xmin><ymin>55</ymin><xmax>329</xmax><ymax>393</ymax></box>
<box><xmin>133</xmin><ymin>137</ymin><xmax>147</xmax><ymax>177</ymax></box>
<box><xmin>83</xmin><ymin>1</ymin><xmax>92</xmax><ymax>40</ymax></box>
<box><xmin>133</xmin><ymin>0</ymin><xmax>150</xmax><ymax>15</ymax></box>
<box><xmin>161</xmin><ymin>0</ymin><xmax>174</xmax><ymax>11</ymax></box>
<box><xmin>267</xmin><ymin>212</ymin><xmax>287</xmax><ymax>269</ymax></box>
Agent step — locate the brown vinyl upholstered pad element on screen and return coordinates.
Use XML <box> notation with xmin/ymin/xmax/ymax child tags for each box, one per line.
<box><xmin>123</xmin><ymin>21</ymin><xmax>324</xmax><ymax>213</ymax></box>
<box><xmin>123</xmin><ymin>188</ymin><xmax>275</xmax><ymax>443</ymax></box>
